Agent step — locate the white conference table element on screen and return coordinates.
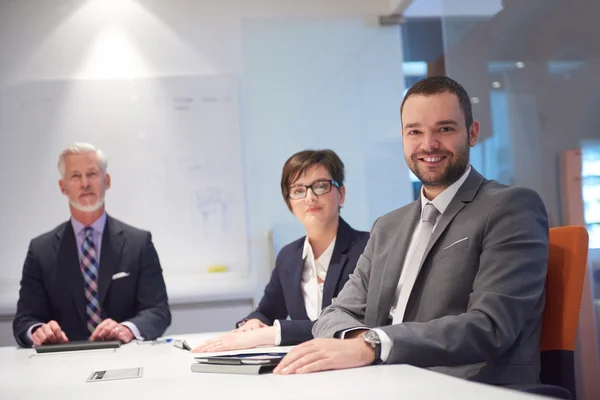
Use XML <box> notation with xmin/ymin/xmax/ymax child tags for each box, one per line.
<box><xmin>0</xmin><ymin>332</ymin><xmax>549</xmax><ymax>400</ymax></box>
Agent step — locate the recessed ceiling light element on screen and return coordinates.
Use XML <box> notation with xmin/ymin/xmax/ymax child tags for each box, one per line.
<box><xmin>471</xmin><ymin>97</ymin><xmax>480</xmax><ymax>104</ymax></box>
<box><xmin>516</xmin><ymin>61</ymin><xmax>525</xmax><ymax>68</ymax></box>
<box><xmin>492</xmin><ymin>81</ymin><xmax>501</xmax><ymax>88</ymax></box>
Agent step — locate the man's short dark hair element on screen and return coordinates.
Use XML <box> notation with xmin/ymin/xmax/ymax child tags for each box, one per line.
<box><xmin>400</xmin><ymin>76</ymin><xmax>473</xmax><ymax>129</ymax></box>
<box><xmin>281</xmin><ymin>149</ymin><xmax>345</xmax><ymax>211</ymax></box>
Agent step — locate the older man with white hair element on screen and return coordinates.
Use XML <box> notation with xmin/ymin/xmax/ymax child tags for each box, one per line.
<box><xmin>13</xmin><ymin>143</ymin><xmax>171</xmax><ymax>348</ymax></box>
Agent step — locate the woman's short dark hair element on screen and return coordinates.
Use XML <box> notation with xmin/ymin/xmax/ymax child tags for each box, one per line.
<box><xmin>281</xmin><ymin>149</ymin><xmax>345</xmax><ymax>211</ymax></box>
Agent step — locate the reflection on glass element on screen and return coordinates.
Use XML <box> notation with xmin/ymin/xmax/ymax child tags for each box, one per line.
<box><xmin>582</xmin><ymin>144</ymin><xmax>600</xmax><ymax>249</ymax></box>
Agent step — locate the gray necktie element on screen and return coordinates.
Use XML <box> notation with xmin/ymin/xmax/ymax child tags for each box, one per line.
<box><xmin>393</xmin><ymin>203</ymin><xmax>440</xmax><ymax>323</ymax></box>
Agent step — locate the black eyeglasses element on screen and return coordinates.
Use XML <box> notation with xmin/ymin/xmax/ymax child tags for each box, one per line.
<box><xmin>288</xmin><ymin>179</ymin><xmax>340</xmax><ymax>200</ymax></box>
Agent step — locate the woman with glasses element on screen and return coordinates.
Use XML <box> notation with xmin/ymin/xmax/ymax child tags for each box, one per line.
<box><xmin>193</xmin><ymin>149</ymin><xmax>369</xmax><ymax>353</ymax></box>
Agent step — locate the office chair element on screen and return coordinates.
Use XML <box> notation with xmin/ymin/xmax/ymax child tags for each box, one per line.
<box><xmin>511</xmin><ymin>226</ymin><xmax>589</xmax><ymax>399</ymax></box>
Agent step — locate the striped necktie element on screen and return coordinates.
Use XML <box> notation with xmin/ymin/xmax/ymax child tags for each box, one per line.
<box><xmin>81</xmin><ymin>227</ymin><xmax>102</xmax><ymax>335</ymax></box>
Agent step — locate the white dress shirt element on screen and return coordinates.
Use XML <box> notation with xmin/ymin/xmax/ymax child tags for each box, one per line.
<box><xmin>274</xmin><ymin>236</ymin><xmax>336</xmax><ymax>345</ymax></box>
<box><xmin>373</xmin><ymin>166</ymin><xmax>471</xmax><ymax>361</ymax></box>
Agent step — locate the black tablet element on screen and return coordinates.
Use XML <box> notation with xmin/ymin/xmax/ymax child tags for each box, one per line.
<box><xmin>35</xmin><ymin>340</ymin><xmax>121</xmax><ymax>353</ymax></box>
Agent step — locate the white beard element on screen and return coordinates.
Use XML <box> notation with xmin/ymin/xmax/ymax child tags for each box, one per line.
<box><xmin>69</xmin><ymin>196</ymin><xmax>105</xmax><ymax>212</ymax></box>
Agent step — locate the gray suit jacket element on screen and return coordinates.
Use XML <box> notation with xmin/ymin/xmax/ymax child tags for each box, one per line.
<box><xmin>313</xmin><ymin>168</ymin><xmax>549</xmax><ymax>386</ymax></box>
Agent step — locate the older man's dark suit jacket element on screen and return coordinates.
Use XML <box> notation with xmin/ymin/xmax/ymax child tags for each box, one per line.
<box><xmin>13</xmin><ymin>215</ymin><xmax>171</xmax><ymax>347</ymax></box>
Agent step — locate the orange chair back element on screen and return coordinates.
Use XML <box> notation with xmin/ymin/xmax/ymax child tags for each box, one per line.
<box><xmin>540</xmin><ymin>225</ymin><xmax>589</xmax><ymax>398</ymax></box>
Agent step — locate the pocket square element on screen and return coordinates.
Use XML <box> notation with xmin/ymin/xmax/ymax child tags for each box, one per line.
<box><xmin>442</xmin><ymin>237</ymin><xmax>468</xmax><ymax>251</ymax></box>
<box><xmin>112</xmin><ymin>272</ymin><xmax>130</xmax><ymax>280</ymax></box>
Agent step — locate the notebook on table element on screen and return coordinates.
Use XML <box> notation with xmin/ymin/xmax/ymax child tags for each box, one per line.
<box><xmin>191</xmin><ymin>352</ymin><xmax>287</xmax><ymax>375</ymax></box>
<box><xmin>35</xmin><ymin>340</ymin><xmax>121</xmax><ymax>353</ymax></box>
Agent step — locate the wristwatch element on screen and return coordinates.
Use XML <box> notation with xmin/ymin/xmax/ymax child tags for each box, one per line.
<box><xmin>363</xmin><ymin>330</ymin><xmax>383</xmax><ymax>365</ymax></box>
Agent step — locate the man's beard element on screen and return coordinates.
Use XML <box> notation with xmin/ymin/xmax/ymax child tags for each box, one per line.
<box><xmin>69</xmin><ymin>196</ymin><xmax>104</xmax><ymax>212</ymax></box>
<box><xmin>407</xmin><ymin>142</ymin><xmax>470</xmax><ymax>188</ymax></box>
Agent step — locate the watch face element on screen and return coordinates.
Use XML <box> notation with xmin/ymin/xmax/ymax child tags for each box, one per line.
<box><xmin>365</xmin><ymin>330</ymin><xmax>380</xmax><ymax>344</ymax></box>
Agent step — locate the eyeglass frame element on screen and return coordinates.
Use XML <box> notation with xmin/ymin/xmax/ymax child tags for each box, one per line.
<box><xmin>287</xmin><ymin>179</ymin><xmax>341</xmax><ymax>200</ymax></box>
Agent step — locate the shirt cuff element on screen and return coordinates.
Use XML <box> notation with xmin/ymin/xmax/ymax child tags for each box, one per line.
<box><xmin>121</xmin><ymin>321</ymin><xmax>144</xmax><ymax>341</ymax></box>
<box><xmin>273</xmin><ymin>320</ymin><xmax>282</xmax><ymax>346</ymax></box>
<box><xmin>338</xmin><ymin>327</ymin><xmax>367</xmax><ymax>339</ymax></box>
<box><xmin>26</xmin><ymin>323</ymin><xmax>44</xmax><ymax>346</ymax></box>
<box><xmin>372</xmin><ymin>328</ymin><xmax>392</xmax><ymax>362</ymax></box>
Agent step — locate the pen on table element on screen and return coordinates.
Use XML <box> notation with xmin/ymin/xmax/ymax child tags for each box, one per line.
<box><xmin>136</xmin><ymin>338</ymin><xmax>173</xmax><ymax>345</ymax></box>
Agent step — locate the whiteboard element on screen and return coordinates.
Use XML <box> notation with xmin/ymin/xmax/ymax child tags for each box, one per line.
<box><xmin>0</xmin><ymin>75</ymin><xmax>252</xmax><ymax>311</ymax></box>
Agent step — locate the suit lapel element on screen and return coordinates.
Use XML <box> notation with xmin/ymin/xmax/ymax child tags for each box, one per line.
<box><xmin>421</xmin><ymin>198</ymin><xmax>467</xmax><ymax>261</ymax></box>
<box><xmin>419</xmin><ymin>169</ymin><xmax>484</xmax><ymax>268</ymax></box>
<box><xmin>373</xmin><ymin>201</ymin><xmax>421</xmax><ymax>325</ymax></box>
<box><xmin>402</xmin><ymin>169</ymin><xmax>485</xmax><ymax>319</ymax></box>
<box><xmin>56</xmin><ymin>222</ymin><xmax>86</xmax><ymax>325</ymax></box>
<box><xmin>97</xmin><ymin>216</ymin><xmax>125</xmax><ymax>307</ymax></box>
<box><xmin>322</xmin><ymin>217</ymin><xmax>351</xmax><ymax>309</ymax></box>
<box><xmin>285</xmin><ymin>240</ymin><xmax>309</xmax><ymax>319</ymax></box>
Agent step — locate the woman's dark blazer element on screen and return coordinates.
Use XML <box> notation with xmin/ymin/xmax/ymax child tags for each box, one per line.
<box><xmin>239</xmin><ymin>217</ymin><xmax>369</xmax><ymax>345</ymax></box>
